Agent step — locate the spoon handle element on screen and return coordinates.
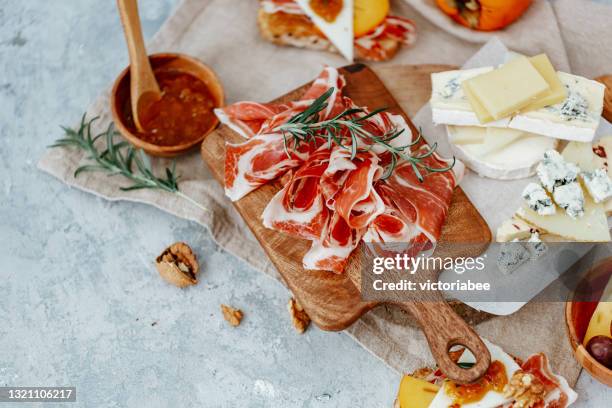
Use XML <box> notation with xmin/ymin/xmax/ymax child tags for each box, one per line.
<box><xmin>117</xmin><ymin>0</ymin><xmax>160</xmax><ymax>131</ymax></box>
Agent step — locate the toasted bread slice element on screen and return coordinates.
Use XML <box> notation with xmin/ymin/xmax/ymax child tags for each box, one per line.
<box><xmin>257</xmin><ymin>9</ymin><xmax>401</xmax><ymax>61</ymax></box>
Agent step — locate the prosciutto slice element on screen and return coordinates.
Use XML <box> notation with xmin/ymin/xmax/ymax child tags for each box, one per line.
<box><xmin>354</xmin><ymin>16</ymin><xmax>417</xmax><ymax>62</ymax></box>
<box><xmin>215</xmin><ymin>66</ymin><xmax>346</xmax><ymax>140</ymax></box>
<box><xmin>218</xmin><ymin>67</ymin><xmax>346</xmax><ymax>201</ymax></box>
<box><xmin>261</xmin><ymin>147</ymin><xmax>330</xmax><ymax>240</ymax></box>
<box><xmin>322</xmin><ymin>148</ymin><xmax>385</xmax><ymax>229</ymax></box>
<box><xmin>302</xmin><ymin>211</ymin><xmax>364</xmax><ymax>274</ymax></box>
<box><xmin>381</xmin><ymin>146</ymin><xmax>459</xmax><ymax>243</ymax></box>
<box><xmin>221</xmin><ymin>88</ymin><xmax>343</xmax><ymax>201</ymax></box>
<box><xmin>215</xmin><ymin>101</ymin><xmax>297</xmax><ymax>139</ymax></box>
<box><xmin>225</xmin><ymin>132</ymin><xmax>314</xmax><ymax>201</ymax></box>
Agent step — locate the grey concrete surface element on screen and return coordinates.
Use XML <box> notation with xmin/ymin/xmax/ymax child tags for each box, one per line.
<box><xmin>0</xmin><ymin>0</ymin><xmax>610</xmax><ymax>407</ymax></box>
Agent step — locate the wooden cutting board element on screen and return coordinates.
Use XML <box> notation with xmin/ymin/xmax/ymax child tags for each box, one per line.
<box><xmin>201</xmin><ymin>64</ymin><xmax>493</xmax><ymax>383</ymax></box>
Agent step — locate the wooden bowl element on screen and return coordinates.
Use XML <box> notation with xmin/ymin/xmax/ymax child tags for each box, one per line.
<box><xmin>564</xmin><ymin>257</ymin><xmax>612</xmax><ymax>386</ymax></box>
<box><xmin>110</xmin><ymin>53</ymin><xmax>224</xmax><ymax>157</ymax></box>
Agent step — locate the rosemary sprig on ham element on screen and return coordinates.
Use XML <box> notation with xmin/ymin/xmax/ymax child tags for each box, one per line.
<box><xmin>274</xmin><ymin>88</ymin><xmax>454</xmax><ymax>181</ymax></box>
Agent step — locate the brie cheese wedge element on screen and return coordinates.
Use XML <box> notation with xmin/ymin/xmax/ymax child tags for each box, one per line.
<box><xmin>447</xmin><ymin>126</ymin><xmax>558</xmax><ymax>180</ymax></box>
<box><xmin>294</xmin><ymin>0</ymin><xmax>354</xmax><ymax>61</ymax></box>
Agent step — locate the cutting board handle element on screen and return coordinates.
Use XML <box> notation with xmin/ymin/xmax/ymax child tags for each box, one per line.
<box><xmin>398</xmin><ymin>301</ymin><xmax>491</xmax><ymax>384</ymax></box>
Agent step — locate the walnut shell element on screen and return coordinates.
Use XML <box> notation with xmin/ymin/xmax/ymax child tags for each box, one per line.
<box><xmin>155</xmin><ymin>242</ymin><xmax>199</xmax><ymax>288</ymax></box>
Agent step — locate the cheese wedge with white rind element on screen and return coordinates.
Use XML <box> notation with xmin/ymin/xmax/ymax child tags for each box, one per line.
<box><xmin>447</xmin><ymin>126</ymin><xmax>558</xmax><ymax>180</ymax></box>
<box><xmin>428</xmin><ymin>339</ymin><xmax>520</xmax><ymax>408</ymax></box>
<box><xmin>510</xmin><ymin>72</ymin><xmax>605</xmax><ymax>142</ymax></box>
<box><xmin>431</xmin><ymin>68</ymin><xmax>511</xmax><ymax>128</ymax></box>
<box><xmin>294</xmin><ymin>0</ymin><xmax>354</xmax><ymax>61</ymax></box>
<box><xmin>516</xmin><ymin>194</ymin><xmax>610</xmax><ymax>241</ymax></box>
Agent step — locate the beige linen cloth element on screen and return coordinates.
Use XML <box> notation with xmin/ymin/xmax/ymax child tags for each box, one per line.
<box><xmin>39</xmin><ymin>0</ymin><xmax>612</xmax><ymax>384</ymax></box>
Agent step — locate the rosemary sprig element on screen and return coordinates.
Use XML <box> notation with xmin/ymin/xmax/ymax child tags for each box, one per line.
<box><xmin>50</xmin><ymin>114</ymin><xmax>208</xmax><ymax>212</ymax></box>
<box><xmin>274</xmin><ymin>88</ymin><xmax>455</xmax><ymax>181</ymax></box>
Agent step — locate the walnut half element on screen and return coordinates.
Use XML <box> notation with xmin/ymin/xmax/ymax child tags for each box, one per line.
<box><xmin>504</xmin><ymin>370</ymin><xmax>546</xmax><ymax>408</ymax></box>
<box><xmin>155</xmin><ymin>242</ymin><xmax>199</xmax><ymax>288</ymax></box>
<box><xmin>288</xmin><ymin>297</ymin><xmax>310</xmax><ymax>334</ymax></box>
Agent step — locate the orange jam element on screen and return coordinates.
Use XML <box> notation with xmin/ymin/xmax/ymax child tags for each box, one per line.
<box><xmin>309</xmin><ymin>0</ymin><xmax>344</xmax><ymax>23</ymax></box>
<box><xmin>445</xmin><ymin>360</ymin><xmax>508</xmax><ymax>406</ymax></box>
<box><xmin>123</xmin><ymin>70</ymin><xmax>217</xmax><ymax>146</ymax></box>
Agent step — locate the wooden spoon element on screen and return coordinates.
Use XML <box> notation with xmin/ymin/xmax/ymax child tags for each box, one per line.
<box><xmin>595</xmin><ymin>75</ymin><xmax>612</xmax><ymax>123</ymax></box>
<box><xmin>116</xmin><ymin>0</ymin><xmax>161</xmax><ymax>132</ymax></box>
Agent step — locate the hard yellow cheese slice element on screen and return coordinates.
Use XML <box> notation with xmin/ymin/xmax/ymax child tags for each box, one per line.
<box><xmin>397</xmin><ymin>375</ymin><xmax>440</xmax><ymax>408</ymax></box>
<box><xmin>462</xmin><ymin>81</ymin><xmax>496</xmax><ymax>123</ymax></box>
<box><xmin>464</xmin><ymin>56</ymin><xmax>550</xmax><ymax>120</ymax></box>
<box><xmin>516</xmin><ymin>195</ymin><xmax>610</xmax><ymax>241</ymax></box>
<box><xmin>583</xmin><ymin>275</ymin><xmax>612</xmax><ymax>346</ymax></box>
<box><xmin>521</xmin><ymin>54</ymin><xmax>567</xmax><ymax>112</ymax></box>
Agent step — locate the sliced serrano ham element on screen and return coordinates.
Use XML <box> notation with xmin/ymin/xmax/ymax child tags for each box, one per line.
<box><xmin>214</xmin><ymin>66</ymin><xmax>345</xmax><ymax>140</ymax></box>
<box><xmin>262</xmin><ymin>147</ymin><xmax>330</xmax><ymax>240</ymax></box>
<box><xmin>225</xmin><ymin>132</ymin><xmax>314</xmax><ymax>201</ymax></box>
<box><xmin>220</xmin><ymin>66</ymin><xmax>461</xmax><ymax>273</ymax></box>
<box><xmin>214</xmin><ymin>101</ymin><xmax>294</xmax><ymax>139</ymax></box>
<box><xmin>330</xmin><ymin>150</ymin><xmax>385</xmax><ymax>229</ymax></box>
<box><xmin>221</xmin><ymin>67</ymin><xmax>345</xmax><ymax>201</ymax></box>
<box><xmin>381</xmin><ymin>146</ymin><xmax>459</xmax><ymax>243</ymax></box>
<box><xmin>303</xmin><ymin>211</ymin><xmax>364</xmax><ymax>274</ymax></box>
<box><xmin>354</xmin><ymin>16</ymin><xmax>417</xmax><ymax>62</ymax></box>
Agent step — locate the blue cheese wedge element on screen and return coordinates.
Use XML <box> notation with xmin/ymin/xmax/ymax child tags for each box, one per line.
<box><xmin>536</xmin><ymin>150</ymin><xmax>580</xmax><ymax>192</ymax></box>
<box><xmin>516</xmin><ymin>194</ymin><xmax>609</xmax><ymax>241</ymax></box>
<box><xmin>509</xmin><ymin>72</ymin><xmax>605</xmax><ymax>142</ymax></box>
<box><xmin>581</xmin><ymin>168</ymin><xmax>612</xmax><ymax>203</ymax></box>
<box><xmin>431</xmin><ymin>68</ymin><xmax>511</xmax><ymax>128</ymax></box>
<box><xmin>522</xmin><ymin>182</ymin><xmax>556</xmax><ymax>215</ymax></box>
<box><xmin>526</xmin><ymin>232</ymin><xmax>548</xmax><ymax>260</ymax></box>
<box><xmin>497</xmin><ymin>242</ymin><xmax>530</xmax><ymax>275</ymax></box>
<box><xmin>552</xmin><ymin>182</ymin><xmax>584</xmax><ymax>218</ymax></box>
<box><xmin>563</xmin><ymin>136</ymin><xmax>612</xmax><ymax>215</ymax></box>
